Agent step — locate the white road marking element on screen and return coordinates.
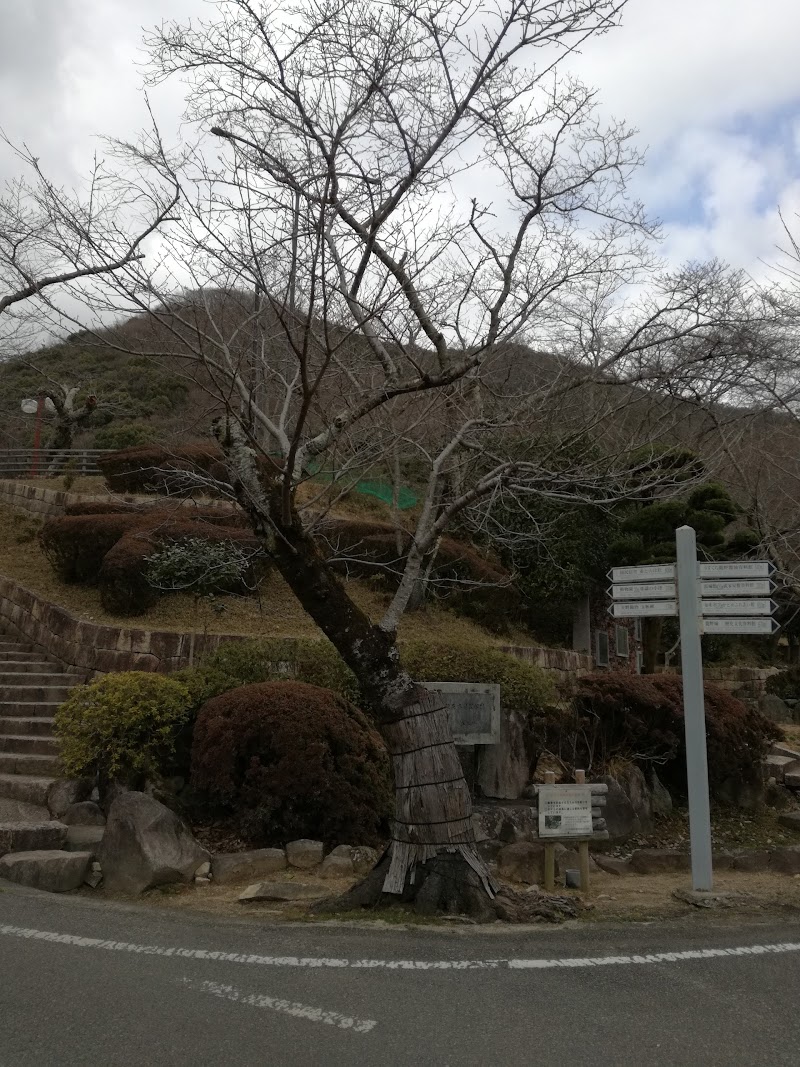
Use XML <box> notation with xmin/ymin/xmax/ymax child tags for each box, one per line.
<box><xmin>3</xmin><ymin>922</ymin><xmax>800</xmax><ymax>972</ymax></box>
<box><xmin>184</xmin><ymin>977</ymin><xmax>377</xmax><ymax>1032</ymax></box>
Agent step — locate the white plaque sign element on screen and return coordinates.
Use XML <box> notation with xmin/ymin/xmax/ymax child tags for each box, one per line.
<box><xmin>699</xmin><ymin>579</ymin><xmax>772</xmax><ymax>596</ymax></box>
<box><xmin>609</xmin><ymin>564</ymin><xmax>675</xmax><ymax>582</ymax></box>
<box><xmin>703</xmin><ymin>617</ymin><xmax>780</xmax><ymax>635</ymax></box>
<box><xmin>610</xmin><ymin>600</ymin><xmax>677</xmax><ymax>618</ymax></box>
<box><xmin>538</xmin><ymin>785</ymin><xmax>594</xmax><ymax>838</ymax></box>
<box><xmin>698</xmin><ymin>561</ymin><xmax>774</xmax><ymax>579</ymax></box>
<box><xmin>610</xmin><ymin>582</ymin><xmax>676</xmax><ymax>599</ymax></box>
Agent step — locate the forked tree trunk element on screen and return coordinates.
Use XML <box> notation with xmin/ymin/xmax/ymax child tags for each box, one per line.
<box><xmin>218</xmin><ymin>432</ymin><xmax>495</xmax><ymax>914</ymax></box>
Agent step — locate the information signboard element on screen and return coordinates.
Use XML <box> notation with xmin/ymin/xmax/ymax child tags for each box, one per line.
<box><xmin>537</xmin><ymin>784</ymin><xmax>594</xmax><ymax>838</ymax></box>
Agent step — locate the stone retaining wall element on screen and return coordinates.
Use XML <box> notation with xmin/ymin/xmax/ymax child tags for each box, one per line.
<box><xmin>0</xmin><ymin>572</ymin><xmax>590</xmax><ymax>682</ymax></box>
<box><xmin>662</xmin><ymin>664</ymin><xmax>780</xmax><ymax>702</ymax></box>
<box><xmin>0</xmin><ymin>480</ymin><xmax>110</xmax><ymax>518</ymax></box>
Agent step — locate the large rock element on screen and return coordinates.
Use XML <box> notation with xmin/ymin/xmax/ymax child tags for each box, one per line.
<box><xmin>98</xmin><ymin>791</ymin><xmax>209</xmax><ymax>894</ymax></box>
<box><xmin>617</xmin><ymin>765</ymin><xmax>653</xmax><ymax>832</ymax></box>
<box><xmin>732</xmin><ymin>849</ymin><xmax>770</xmax><ymax>872</ymax></box>
<box><xmin>650</xmin><ymin>770</ymin><xmax>673</xmax><ymax>817</ymax></box>
<box><xmin>593</xmin><ymin>854</ymin><xmax>631</xmax><ymax>877</ymax></box>
<box><xmin>238</xmin><ymin>881</ymin><xmax>323</xmax><ymax>902</ymax></box>
<box><xmin>629</xmin><ymin>849</ymin><xmax>690</xmax><ymax>874</ymax></box>
<box><xmin>61</xmin><ymin>801</ymin><xmax>106</xmax><ymax>826</ymax></box>
<box><xmin>351</xmin><ymin>846</ymin><xmax>379</xmax><ymax>875</ymax></box>
<box><xmin>211</xmin><ymin>848</ymin><xmax>287</xmax><ymax>885</ymax></box>
<box><xmin>497</xmin><ymin>841</ymin><xmax>544</xmax><ymax>884</ymax></box>
<box><xmin>0</xmin><ymin>850</ymin><xmax>91</xmax><ymax>892</ymax></box>
<box><xmin>770</xmin><ymin>845</ymin><xmax>800</xmax><ymax>874</ymax></box>
<box><xmin>65</xmin><ymin>825</ymin><xmax>105</xmax><ymax>858</ymax></box>
<box><xmin>46</xmin><ymin>779</ymin><xmax>92</xmax><ymax>820</ymax></box>
<box><xmin>598</xmin><ymin>775</ymin><xmax>641</xmax><ymax>842</ymax></box>
<box><xmin>717</xmin><ymin>775</ymin><xmax>764</xmax><ymax>811</ymax></box>
<box><xmin>285</xmin><ymin>839</ymin><xmax>324</xmax><ymax>869</ymax></box>
<box><xmin>472</xmin><ymin>803</ymin><xmax>538</xmax><ymax>845</ymax></box>
<box><xmin>319</xmin><ymin>853</ymin><xmax>355</xmax><ymax>879</ymax></box>
<box><xmin>476</xmin><ymin>708</ymin><xmax>536</xmax><ymax>800</ymax></box>
<box><xmin>758</xmin><ymin>694</ymin><xmax>793</xmax><ymax>724</ymax></box>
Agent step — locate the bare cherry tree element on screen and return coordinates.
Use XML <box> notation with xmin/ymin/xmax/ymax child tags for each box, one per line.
<box><xmin>97</xmin><ymin>0</ymin><xmax>761</xmax><ymax>913</ymax></box>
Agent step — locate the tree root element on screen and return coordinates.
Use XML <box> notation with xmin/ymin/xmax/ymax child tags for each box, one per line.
<box><xmin>311</xmin><ymin>852</ymin><xmax>580</xmax><ymax>923</ymax></box>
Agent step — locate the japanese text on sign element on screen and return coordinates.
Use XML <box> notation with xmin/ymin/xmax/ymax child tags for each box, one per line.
<box><xmin>538</xmin><ymin>785</ymin><xmax>593</xmax><ymax>838</ymax></box>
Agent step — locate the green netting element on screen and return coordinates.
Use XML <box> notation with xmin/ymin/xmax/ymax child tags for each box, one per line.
<box><xmin>303</xmin><ymin>460</ymin><xmax>418</xmax><ymax>509</ymax></box>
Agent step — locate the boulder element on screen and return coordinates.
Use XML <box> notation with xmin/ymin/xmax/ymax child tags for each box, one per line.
<box><xmin>785</xmin><ymin>772</ymin><xmax>800</xmax><ymax>791</ymax></box>
<box><xmin>46</xmin><ymin>779</ymin><xmax>92</xmax><ymax>820</ymax></box>
<box><xmin>617</xmin><ymin>765</ymin><xmax>653</xmax><ymax>832</ymax></box>
<box><xmin>629</xmin><ymin>849</ymin><xmax>690</xmax><ymax>874</ymax></box>
<box><xmin>593</xmin><ymin>854</ymin><xmax>631</xmax><ymax>877</ymax></box>
<box><xmin>98</xmin><ymin>791</ymin><xmax>209</xmax><ymax>894</ymax></box>
<box><xmin>238</xmin><ymin>881</ymin><xmax>323</xmax><ymax>902</ymax></box>
<box><xmin>650</xmin><ymin>770</ymin><xmax>673</xmax><ymax>818</ymax></box>
<box><xmin>472</xmin><ymin>803</ymin><xmax>538</xmax><ymax>845</ymax></box>
<box><xmin>211</xmin><ymin>848</ymin><xmax>287</xmax><ymax>885</ymax></box>
<box><xmin>717</xmin><ymin>775</ymin><xmax>765</xmax><ymax>811</ymax></box>
<box><xmin>319</xmin><ymin>854</ymin><xmax>355</xmax><ymax>879</ymax></box>
<box><xmin>0</xmin><ymin>850</ymin><xmax>91</xmax><ymax>892</ymax></box>
<box><xmin>758</xmin><ymin>694</ymin><xmax>793</xmax><ymax>724</ymax></box>
<box><xmin>770</xmin><ymin>845</ymin><xmax>800</xmax><ymax>874</ymax></box>
<box><xmin>476</xmin><ymin>708</ymin><xmax>536</xmax><ymax>800</ymax></box>
<box><xmin>732</xmin><ymin>849</ymin><xmax>770</xmax><ymax>872</ymax></box>
<box><xmin>598</xmin><ymin>775</ymin><xmax>640</xmax><ymax>842</ymax></box>
<box><xmin>497</xmin><ymin>841</ymin><xmax>544</xmax><ymax>884</ymax></box>
<box><xmin>61</xmin><ymin>801</ymin><xmax>106</xmax><ymax>826</ymax></box>
<box><xmin>778</xmin><ymin>811</ymin><xmax>800</xmax><ymax>831</ymax></box>
<box><xmin>65</xmin><ymin>825</ymin><xmax>104</xmax><ymax>858</ymax></box>
<box><xmin>285</xmin><ymin>839</ymin><xmax>324</xmax><ymax>869</ymax></box>
<box><xmin>351</xmin><ymin>846</ymin><xmax>379</xmax><ymax>876</ymax></box>
<box><xmin>195</xmin><ymin>861</ymin><xmax>211</xmax><ymax>878</ymax></box>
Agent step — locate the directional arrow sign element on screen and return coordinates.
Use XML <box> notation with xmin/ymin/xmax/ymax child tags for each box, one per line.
<box><xmin>703</xmin><ymin>617</ymin><xmax>780</xmax><ymax>635</ymax></box>
<box><xmin>699</xmin><ymin>579</ymin><xmax>772</xmax><ymax>596</ymax></box>
<box><xmin>698</xmin><ymin>561</ymin><xmax>775</xmax><ymax>579</ymax></box>
<box><xmin>700</xmin><ymin>598</ymin><xmax>776</xmax><ymax>616</ymax></box>
<box><xmin>609</xmin><ymin>600</ymin><xmax>677</xmax><ymax>618</ymax></box>
<box><xmin>609</xmin><ymin>582</ymin><xmax>676</xmax><ymax>600</ymax></box>
<box><xmin>608</xmin><ymin>564</ymin><xmax>675</xmax><ymax>583</ymax></box>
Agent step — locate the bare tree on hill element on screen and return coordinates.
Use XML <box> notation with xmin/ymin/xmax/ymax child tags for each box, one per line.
<box><xmin>92</xmin><ymin>0</ymin><xmax>770</xmax><ymax>914</ymax></box>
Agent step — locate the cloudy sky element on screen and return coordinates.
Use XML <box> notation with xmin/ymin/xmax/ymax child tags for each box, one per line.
<box><xmin>1</xmin><ymin>0</ymin><xmax>799</xmax><ymax>280</ymax></box>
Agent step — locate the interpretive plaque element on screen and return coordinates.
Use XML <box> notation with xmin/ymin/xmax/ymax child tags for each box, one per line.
<box><xmin>417</xmin><ymin>681</ymin><xmax>501</xmax><ymax>745</ymax></box>
<box><xmin>537</xmin><ymin>784</ymin><xmax>594</xmax><ymax>838</ymax></box>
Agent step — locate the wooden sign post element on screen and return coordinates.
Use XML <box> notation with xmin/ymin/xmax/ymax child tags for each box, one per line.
<box><xmin>538</xmin><ymin>769</ymin><xmax>606</xmax><ymax>892</ymax></box>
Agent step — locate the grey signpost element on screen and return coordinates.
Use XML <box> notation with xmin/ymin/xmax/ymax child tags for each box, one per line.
<box><xmin>675</xmin><ymin>525</ymin><xmax>714</xmax><ymax>891</ymax></box>
<box><xmin>608</xmin><ymin>529</ymin><xmax>778</xmax><ymax>894</ymax></box>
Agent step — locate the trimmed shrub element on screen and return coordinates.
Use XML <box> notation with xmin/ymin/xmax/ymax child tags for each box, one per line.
<box><xmin>401</xmin><ymin>641</ymin><xmax>556</xmax><ymax>713</ymax></box>
<box><xmin>573</xmin><ymin>671</ymin><xmax>780</xmax><ymax>797</ymax></box>
<box><xmin>97</xmin><ymin>443</ymin><xmax>227</xmax><ymax>495</ymax></box>
<box><xmin>765</xmin><ymin>667</ymin><xmax>800</xmax><ymax>700</ymax></box>
<box><xmin>55</xmin><ymin>672</ymin><xmax>192</xmax><ymax>787</ymax></box>
<box><xmin>98</xmin><ymin>522</ymin><xmax>264</xmax><ymax>615</ymax></box>
<box><xmin>190</xmin><ymin>681</ymin><xmax>392</xmax><ymax>847</ymax></box>
<box><xmin>39</xmin><ymin>513</ymin><xmax>151</xmax><ymax>583</ymax></box>
<box><xmin>178</xmin><ymin>638</ymin><xmax>359</xmax><ymax>708</ymax></box>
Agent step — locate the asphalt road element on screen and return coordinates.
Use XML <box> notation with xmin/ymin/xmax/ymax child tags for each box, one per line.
<box><xmin>2</xmin><ymin>884</ymin><xmax>800</xmax><ymax>1066</ymax></box>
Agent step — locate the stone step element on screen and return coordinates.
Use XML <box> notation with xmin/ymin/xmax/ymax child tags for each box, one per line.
<box><xmin>0</xmin><ymin>821</ymin><xmax>67</xmax><ymax>855</ymax></box>
<box><xmin>0</xmin><ymin>649</ymin><xmax>56</xmax><ymax>659</ymax></box>
<box><xmin>0</xmin><ymin>716</ymin><xmax>56</xmax><ymax>736</ymax></box>
<box><xmin>0</xmin><ymin>702</ymin><xmax>63</xmax><ymax>719</ymax></box>
<box><xmin>0</xmin><ymin>752</ymin><xmax>62</xmax><ymax>777</ymax></box>
<box><xmin>0</xmin><ymin>685</ymin><xmax>74</xmax><ymax>702</ymax></box>
<box><xmin>0</xmin><ymin>849</ymin><xmax>91</xmax><ymax>892</ymax></box>
<box><xmin>0</xmin><ymin>641</ymin><xmax>40</xmax><ymax>655</ymax></box>
<box><xmin>0</xmin><ymin>734</ymin><xmax>59</xmax><ymax>755</ymax></box>
<box><xmin>0</xmin><ymin>774</ymin><xmax>56</xmax><ymax>806</ymax></box>
<box><xmin>0</xmin><ymin>673</ymin><xmax>81</xmax><ymax>687</ymax></box>
<box><xmin>0</xmin><ymin>659</ymin><xmax>64</xmax><ymax>671</ymax></box>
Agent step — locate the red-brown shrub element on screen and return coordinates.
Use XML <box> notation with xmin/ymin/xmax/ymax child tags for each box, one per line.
<box><xmin>97</xmin><ymin>443</ymin><xmax>227</xmax><ymax>494</ymax></box>
<box><xmin>39</xmin><ymin>512</ymin><xmax>151</xmax><ymax>583</ymax></box>
<box><xmin>190</xmin><ymin>681</ymin><xmax>392</xmax><ymax>847</ymax></box>
<box><xmin>573</xmin><ymin>671</ymin><xmax>780</xmax><ymax>798</ymax></box>
<box><xmin>98</xmin><ymin>521</ymin><xmax>264</xmax><ymax>614</ymax></box>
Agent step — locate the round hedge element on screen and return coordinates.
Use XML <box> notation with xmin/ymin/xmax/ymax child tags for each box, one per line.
<box><xmin>55</xmin><ymin>672</ymin><xmax>192</xmax><ymax>786</ymax></box>
<box><xmin>190</xmin><ymin>681</ymin><xmax>392</xmax><ymax>847</ymax></box>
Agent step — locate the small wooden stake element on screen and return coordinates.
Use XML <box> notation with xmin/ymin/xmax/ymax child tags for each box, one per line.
<box><xmin>543</xmin><ymin>771</ymin><xmax>556</xmax><ymax>890</ymax></box>
<box><xmin>575</xmin><ymin>770</ymin><xmax>590</xmax><ymax>893</ymax></box>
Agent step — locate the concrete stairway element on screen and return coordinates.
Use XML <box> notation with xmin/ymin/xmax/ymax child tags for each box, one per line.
<box><xmin>0</xmin><ymin>630</ymin><xmax>86</xmax><ymax>811</ymax></box>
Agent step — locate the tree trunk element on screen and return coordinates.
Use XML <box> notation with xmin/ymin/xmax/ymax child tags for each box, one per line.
<box><xmin>218</xmin><ymin>438</ymin><xmax>495</xmax><ymax>913</ymax></box>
